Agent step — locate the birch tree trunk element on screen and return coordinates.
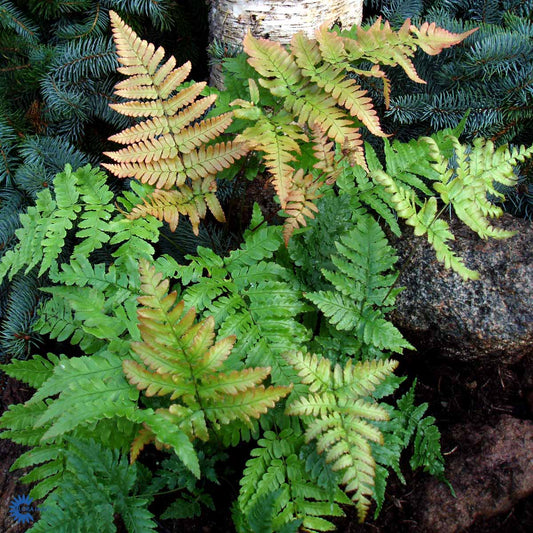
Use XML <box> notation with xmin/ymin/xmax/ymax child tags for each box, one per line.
<box><xmin>208</xmin><ymin>0</ymin><xmax>364</xmax><ymax>87</ymax></box>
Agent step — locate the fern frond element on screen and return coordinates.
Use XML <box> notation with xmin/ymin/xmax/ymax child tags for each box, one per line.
<box><xmin>237</xmin><ymin>428</ymin><xmax>349</xmax><ymax>532</ymax></box>
<box><xmin>410</xmin><ymin>21</ymin><xmax>478</xmax><ymax>56</ymax></box>
<box><xmin>104</xmin><ymin>12</ymin><xmax>247</xmax><ymax>233</ymax></box>
<box><xmin>291</xmin><ymin>32</ymin><xmax>386</xmax><ymax>138</ymax></box>
<box><xmin>306</xmin><ymin>214</ymin><xmax>412</xmax><ymax>353</ymax></box>
<box><xmin>282</xmin><ymin>169</ymin><xmax>322</xmax><ymax>245</ymax></box>
<box><xmin>123</xmin><ymin>259</ymin><xmax>290</xmax><ymax>470</ymax></box>
<box><xmin>0</xmin><ymin>353</ymin><xmax>58</xmax><ymax>388</ymax></box>
<box><xmin>28</xmin><ymin>351</ymin><xmax>138</xmax><ymax>442</ymax></box>
<box><xmin>243</xmin><ymin>31</ymin><xmax>302</xmax><ymax>93</ymax></box>
<box><xmin>371</xmin><ymin>169</ymin><xmax>480</xmax><ymax>281</ymax></box>
<box><xmin>310</xmin><ymin>124</ymin><xmax>338</xmax><ymax>178</ymax></box>
<box><xmin>425</xmin><ymin>135</ymin><xmax>533</xmax><ymax>239</ymax></box>
<box><xmin>235</xmin><ymin>18</ymin><xmax>474</xmax><ymax>228</ymax></box>
<box><xmin>285</xmin><ymin>351</ymin><xmax>397</xmax><ymax>521</ymax></box>
<box><xmin>235</xmin><ymin>113</ymin><xmax>304</xmax><ymax>208</ymax></box>
<box><xmin>26</xmin><ymin>438</ymin><xmax>157</xmax><ymax>533</ymax></box>
<box><xmin>127</xmin><ymin>180</ymin><xmax>224</xmax><ymax>234</ymax></box>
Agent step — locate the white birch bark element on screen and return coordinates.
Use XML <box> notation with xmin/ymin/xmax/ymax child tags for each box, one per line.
<box><xmin>208</xmin><ymin>0</ymin><xmax>364</xmax><ymax>87</ymax></box>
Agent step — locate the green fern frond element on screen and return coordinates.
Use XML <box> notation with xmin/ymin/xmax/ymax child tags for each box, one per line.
<box><xmin>0</xmin><ymin>164</ymin><xmax>150</xmax><ymax>287</ymax></box>
<box><xmin>0</xmin><ymin>399</ymin><xmax>50</xmax><ymax>446</ymax></box>
<box><xmin>26</xmin><ymin>438</ymin><xmax>157</xmax><ymax>533</ymax></box>
<box><xmin>225</xmin><ymin>205</ymin><xmax>284</xmax><ymax>270</ymax></box>
<box><xmin>27</xmin><ymin>351</ymin><xmax>138</xmax><ymax>442</ymax></box>
<box><xmin>284</xmin><ymin>351</ymin><xmax>398</xmax><ymax>521</ymax></box>
<box><xmin>306</xmin><ymin>214</ymin><xmax>412</xmax><ymax>353</ymax></box>
<box><xmin>372</xmin><ymin>170</ymin><xmax>480</xmax><ymax>280</ymax></box>
<box><xmin>237</xmin><ymin>428</ymin><xmax>349</xmax><ymax>532</ymax></box>
<box><xmin>0</xmin><ymin>352</ymin><xmax>58</xmax><ymax>388</ymax></box>
<box><xmin>426</xmin><ymin>135</ymin><xmax>533</xmax><ymax>238</ymax></box>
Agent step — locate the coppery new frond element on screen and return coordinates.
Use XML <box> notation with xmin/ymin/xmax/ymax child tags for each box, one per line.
<box><xmin>103</xmin><ymin>11</ymin><xmax>248</xmax><ymax>233</ymax></box>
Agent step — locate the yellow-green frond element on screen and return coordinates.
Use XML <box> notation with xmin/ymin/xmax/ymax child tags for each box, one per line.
<box><xmin>243</xmin><ymin>31</ymin><xmax>302</xmax><ymax>88</ymax></box>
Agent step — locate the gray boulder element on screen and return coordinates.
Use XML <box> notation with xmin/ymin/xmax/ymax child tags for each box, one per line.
<box><xmin>391</xmin><ymin>214</ymin><xmax>532</xmax><ymax>363</ymax></box>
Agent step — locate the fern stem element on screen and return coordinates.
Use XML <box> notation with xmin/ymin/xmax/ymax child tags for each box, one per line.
<box><xmin>157</xmin><ymin>230</ymin><xmax>186</xmax><ymax>254</ymax></box>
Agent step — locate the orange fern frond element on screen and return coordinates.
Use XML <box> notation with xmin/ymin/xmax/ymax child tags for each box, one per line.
<box><xmin>130</xmin><ymin>427</ymin><xmax>155</xmax><ymax>464</ymax></box>
<box><xmin>102</xmin><ymin>158</ymin><xmax>186</xmax><ymax>189</ymax></box>
<box><xmin>128</xmin><ymin>178</ymin><xmax>225</xmax><ymax>234</ymax></box>
<box><xmin>311</xmin><ymin>124</ymin><xmax>337</xmax><ymax>176</ymax></box>
<box><xmin>182</xmin><ymin>141</ymin><xmax>249</xmax><ymax>180</ymax></box>
<box><xmin>411</xmin><ymin>21</ymin><xmax>477</xmax><ymax>56</ymax></box>
<box><xmin>103</xmin><ymin>11</ymin><xmax>248</xmax><ymax>234</ymax></box>
<box><xmin>123</xmin><ymin>260</ymin><xmax>291</xmax><ymax>452</ymax></box>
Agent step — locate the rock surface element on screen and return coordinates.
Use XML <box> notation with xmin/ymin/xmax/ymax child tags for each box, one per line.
<box><xmin>391</xmin><ymin>214</ymin><xmax>533</xmax><ymax>363</ymax></box>
<box><xmin>407</xmin><ymin>415</ymin><xmax>533</xmax><ymax>532</ymax></box>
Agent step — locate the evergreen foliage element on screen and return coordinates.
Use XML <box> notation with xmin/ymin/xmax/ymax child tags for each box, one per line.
<box><xmin>364</xmin><ymin>0</ymin><xmax>533</xmax><ymax>218</ymax></box>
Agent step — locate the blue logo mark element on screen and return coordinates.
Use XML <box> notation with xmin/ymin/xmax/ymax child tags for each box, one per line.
<box><xmin>9</xmin><ymin>494</ymin><xmax>38</xmax><ymax>525</ymax></box>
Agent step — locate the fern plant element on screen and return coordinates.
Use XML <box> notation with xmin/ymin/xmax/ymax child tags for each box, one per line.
<box><xmin>24</xmin><ymin>438</ymin><xmax>158</xmax><ymax>533</ymax></box>
<box><xmin>284</xmin><ymin>351</ymin><xmax>398</xmax><ymax>521</ymax></box>
<box><xmin>123</xmin><ymin>258</ymin><xmax>291</xmax><ymax>472</ymax></box>
<box><xmin>0</xmin><ymin>170</ymin><xmax>289</xmax><ymax>530</ymax></box>
<box><xmin>0</xmin><ymin>182</ymin><xmax>442</xmax><ymax>531</ymax></box>
<box><xmin>227</xmin><ymin>18</ymin><xmax>476</xmax><ymax>241</ymax></box>
<box><xmin>367</xmin><ymin>130</ymin><xmax>533</xmax><ymax>279</ymax></box>
<box><xmin>3</xmin><ymin>13</ymin><xmax>532</xmax><ymax>533</ymax></box>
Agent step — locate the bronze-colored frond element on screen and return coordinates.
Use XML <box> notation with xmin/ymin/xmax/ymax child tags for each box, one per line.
<box><xmin>103</xmin><ymin>12</ymin><xmax>248</xmax><ymax>234</ymax></box>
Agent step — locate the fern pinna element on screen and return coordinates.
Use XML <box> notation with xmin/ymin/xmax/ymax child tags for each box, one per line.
<box><xmin>230</xmin><ymin>19</ymin><xmax>476</xmax><ymax>241</ymax></box>
<box><xmin>102</xmin><ymin>11</ymin><xmax>248</xmax><ymax>234</ymax></box>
